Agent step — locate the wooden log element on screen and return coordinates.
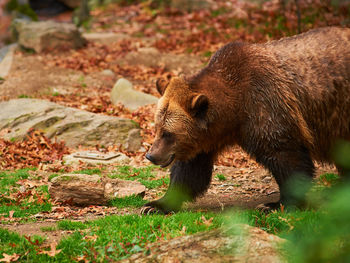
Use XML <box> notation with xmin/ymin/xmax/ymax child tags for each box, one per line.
<box><xmin>49</xmin><ymin>174</ymin><xmax>146</xmax><ymax>206</ymax></box>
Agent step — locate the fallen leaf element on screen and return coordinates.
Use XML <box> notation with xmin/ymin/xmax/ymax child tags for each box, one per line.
<box><xmin>84</xmin><ymin>234</ymin><xmax>98</xmax><ymax>242</ymax></box>
<box><xmin>201</xmin><ymin>216</ymin><xmax>213</xmax><ymax>227</ymax></box>
<box><xmin>8</xmin><ymin>211</ymin><xmax>14</xmax><ymax>219</ymax></box>
<box><xmin>38</xmin><ymin>242</ymin><xmax>62</xmax><ymax>257</ymax></box>
<box><xmin>0</xmin><ymin>253</ymin><xmax>20</xmax><ymax>262</ymax></box>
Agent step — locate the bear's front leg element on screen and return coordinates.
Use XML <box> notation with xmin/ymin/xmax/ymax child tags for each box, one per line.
<box><xmin>140</xmin><ymin>152</ymin><xmax>214</xmax><ymax>214</ymax></box>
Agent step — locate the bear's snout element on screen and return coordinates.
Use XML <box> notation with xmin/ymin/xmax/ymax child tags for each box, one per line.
<box><xmin>145</xmin><ymin>153</ymin><xmax>156</xmax><ymax>164</ymax></box>
<box><xmin>145</xmin><ymin>149</ymin><xmax>175</xmax><ymax>168</ymax></box>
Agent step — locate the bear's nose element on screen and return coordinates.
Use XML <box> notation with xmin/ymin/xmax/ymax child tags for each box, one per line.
<box><xmin>145</xmin><ymin>153</ymin><xmax>156</xmax><ymax>164</ymax></box>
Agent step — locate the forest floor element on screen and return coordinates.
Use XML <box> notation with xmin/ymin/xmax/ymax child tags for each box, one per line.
<box><xmin>0</xmin><ymin>0</ymin><xmax>348</xmax><ymax>262</ymax></box>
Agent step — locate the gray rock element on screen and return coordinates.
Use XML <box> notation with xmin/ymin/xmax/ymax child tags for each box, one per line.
<box><xmin>0</xmin><ymin>98</ymin><xmax>139</xmax><ymax>148</ymax></box>
<box><xmin>63</xmin><ymin>151</ymin><xmax>131</xmax><ymax>165</ymax></box>
<box><xmin>12</xmin><ymin>19</ymin><xmax>86</xmax><ymax>53</ymax></box>
<box><xmin>83</xmin><ymin>32</ymin><xmax>128</xmax><ymax>44</ymax></box>
<box><xmin>111</xmin><ymin>78</ymin><xmax>158</xmax><ymax>111</ymax></box>
<box><xmin>0</xmin><ymin>44</ymin><xmax>17</xmax><ymax>79</ymax></box>
<box><xmin>119</xmin><ymin>47</ymin><xmax>202</xmax><ymax>74</ymax></box>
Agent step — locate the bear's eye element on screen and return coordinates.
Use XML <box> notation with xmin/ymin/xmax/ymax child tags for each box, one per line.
<box><xmin>162</xmin><ymin>131</ymin><xmax>173</xmax><ymax>138</ymax></box>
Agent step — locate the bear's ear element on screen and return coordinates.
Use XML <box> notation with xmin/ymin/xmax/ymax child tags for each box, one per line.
<box><xmin>156</xmin><ymin>78</ymin><xmax>169</xmax><ymax>96</ymax></box>
<box><xmin>190</xmin><ymin>94</ymin><xmax>209</xmax><ymax>118</ymax></box>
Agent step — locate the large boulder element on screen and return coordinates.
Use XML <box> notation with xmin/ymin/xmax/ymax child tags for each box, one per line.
<box><xmin>0</xmin><ymin>98</ymin><xmax>141</xmax><ymax>149</ymax></box>
<box><xmin>11</xmin><ymin>19</ymin><xmax>86</xmax><ymax>52</ymax></box>
<box><xmin>111</xmin><ymin>78</ymin><xmax>158</xmax><ymax>111</ymax></box>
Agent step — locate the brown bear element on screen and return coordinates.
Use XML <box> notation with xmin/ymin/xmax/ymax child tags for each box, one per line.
<box><xmin>141</xmin><ymin>27</ymin><xmax>350</xmax><ymax>214</ymax></box>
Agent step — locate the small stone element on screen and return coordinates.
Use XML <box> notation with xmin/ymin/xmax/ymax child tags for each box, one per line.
<box><xmin>110</xmin><ymin>78</ymin><xmax>158</xmax><ymax>111</ymax></box>
<box><xmin>19</xmin><ymin>185</ymin><xmax>26</xmax><ymax>193</ymax></box>
<box><xmin>100</xmin><ymin>69</ymin><xmax>115</xmax><ymax>77</ymax></box>
<box><xmin>262</xmin><ymin>176</ymin><xmax>272</xmax><ymax>183</ymax></box>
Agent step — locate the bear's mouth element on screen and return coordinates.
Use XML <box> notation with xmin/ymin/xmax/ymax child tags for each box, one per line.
<box><xmin>160</xmin><ymin>154</ymin><xmax>175</xmax><ymax>168</ymax></box>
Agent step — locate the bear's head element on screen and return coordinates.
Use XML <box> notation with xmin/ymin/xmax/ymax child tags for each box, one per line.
<box><xmin>145</xmin><ymin>77</ymin><xmax>210</xmax><ymax>167</ymax></box>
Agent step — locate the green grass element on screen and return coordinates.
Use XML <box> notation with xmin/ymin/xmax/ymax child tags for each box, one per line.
<box><xmin>0</xmin><ymin>169</ymin><xmax>52</xmax><ymax>220</ymax></box>
<box><xmin>109</xmin><ymin>166</ymin><xmax>169</xmax><ymax>189</ymax></box>
<box><xmin>1</xmin><ymin>161</ymin><xmax>349</xmax><ymax>262</ymax></box>
<box><xmin>228</xmin><ymin>208</ymin><xmax>320</xmax><ymax>236</ymax></box>
<box><xmin>216</xmin><ymin>174</ymin><xmax>226</xmax><ymax>181</ymax></box>
<box><xmin>73</xmin><ymin>168</ymin><xmax>102</xmax><ymax>175</ymax></box>
<box><xmin>0</xmin><ymin>212</ymin><xmax>223</xmax><ymax>262</ymax></box>
<box><xmin>138</xmin><ymin>177</ymin><xmax>170</xmax><ymax>189</ymax></box>
<box><xmin>58</xmin><ymin>220</ymin><xmax>87</xmax><ymax>231</ymax></box>
<box><xmin>17</xmin><ymin>94</ymin><xmax>30</xmax><ymax>98</ymax></box>
<box><xmin>48</xmin><ymin>173</ymin><xmax>60</xmax><ymax>181</ymax></box>
<box><xmin>40</xmin><ymin>226</ymin><xmax>56</xmax><ymax>232</ymax></box>
<box><xmin>0</xmin><ymin>169</ymin><xmax>30</xmax><ymax>193</ymax></box>
<box><xmin>108</xmin><ymin>195</ymin><xmax>147</xmax><ymax>208</ymax></box>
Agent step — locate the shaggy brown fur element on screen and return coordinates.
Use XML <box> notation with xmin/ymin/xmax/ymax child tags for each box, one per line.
<box><xmin>142</xmin><ymin>27</ymin><xmax>350</xmax><ymax>214</ymax></box>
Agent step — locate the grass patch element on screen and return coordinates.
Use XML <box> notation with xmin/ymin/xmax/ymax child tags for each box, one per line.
<box><xmin>48</xmin><ymin>173</ymin><xmax>60</xmax><ymax>181</ymax></box>
<box><xmin>228</xmin><ymin>208</ymin><xmax>320</xmax><ymax>236</ymax></box>
<box><xmin>40</xmin><ymin>226</ymin><xmax>56</xmax><ymax>232</ymax></box>
<box><xmin>108</xmin><ymin>195</ymin><xmax>147</xmax><ymax>208</ymax></box>
<box><xmin>0</xmin><ymin>169</ymin><xmax>30</xmax><ymax>193</ymax></box>
<box><xmin>0</xmin><ymin>169</ymin><xmax>51</xmax><ymax>219</ymax></box>
<box><xmin>58</xmin><ymin>220</ymin><xmax>87</xmax><ymax>231</ymax></box>
<box><xmin>73</xmin><ymin>168</ymin><xmax>102</xmax><ymax>175</ymax></box>
<box><xmin>0</xmin><ymin>212</ymin><xmax>222</xmax><ymax>262</ymax></box>
<box><xmin>138</xmin><ymin>177</ymin><xmax>170</xmax><ymax>189</ymax></box>
<box><xmin>60</xmin><ymin>212</ymin><xmax>222</xmax><ymax>261</ymax></box>
<box><xmin>17</xmin><ymin>94</ymin><xmax>31</xmax><ymax>98</ymax></box>
<box><xmin>109</xmin><ymin>166</ymin><xmax>169</xmax><ymax>189</ymax></box>
<box><xmin>216</xmin><ymin>174</ymin><xmax>226</xmax><ymax>181</ymax></box>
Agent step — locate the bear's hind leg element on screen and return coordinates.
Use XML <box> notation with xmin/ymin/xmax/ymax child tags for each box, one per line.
<box><xmin>256</xmin><ymin>145</ymin><xmax>315</xmax><ymax>211</ymax></box>
<box><xmin>140</xmin><ymin>152</ymin><xmax>214</xmax><ymax>214</ymax></box>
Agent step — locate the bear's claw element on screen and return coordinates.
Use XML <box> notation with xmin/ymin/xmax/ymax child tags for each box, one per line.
<box><xmin>140</xmin><ymin>206</ymin><xmax>158</xmax><ymax>215</ymax></box>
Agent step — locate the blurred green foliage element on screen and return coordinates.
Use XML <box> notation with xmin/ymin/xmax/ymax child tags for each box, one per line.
<box><xmin>6</xmin><ymin>0</ymin><xmax>38</xmax><ymax>21</ymax></box>
<box><xmin>228</xmin><ymin>140</ymin><xmax>350</xmax><ymax>262</ymax></box>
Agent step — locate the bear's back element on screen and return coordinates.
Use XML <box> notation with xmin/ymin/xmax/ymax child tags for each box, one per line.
<box><xmin>263</xmin><ymin>27</ymin><xmax>350</xmax><ymax>94</ymax></box>
<box><xmin>262</xmin><ymin>27</ymin><xmax>350</xmax><ymax>160</ymax></box>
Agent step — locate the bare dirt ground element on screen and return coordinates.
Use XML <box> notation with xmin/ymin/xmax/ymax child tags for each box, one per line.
<box><xmin>0</xmin><ymin>53</ymin><xmax>114</xmax><ymax>100</ymax></box>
